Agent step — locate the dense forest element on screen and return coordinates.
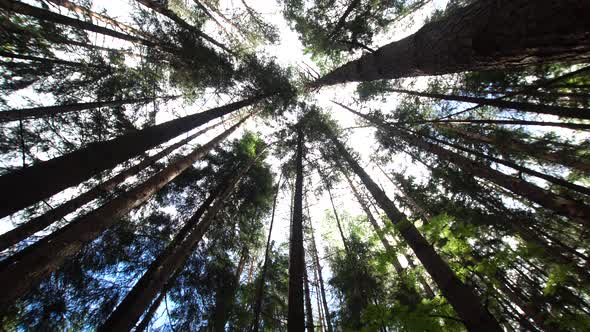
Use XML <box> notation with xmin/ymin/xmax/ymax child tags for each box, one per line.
<box><xmin>1</xmin><ymin>0</ymin><xmax>589</xmax><ymax>331</ymax></box>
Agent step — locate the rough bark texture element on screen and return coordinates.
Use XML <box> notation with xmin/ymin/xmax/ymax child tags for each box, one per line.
<box><xmin>99</xmin><ymin>151</ymin><xmax>262</xmax><ymax>331</ymax></box>
<box><xmin>313</xmin><ymin>0</ymin><xmax>590</xmax><ymax>87</ymax></box>
<box><xmin>0</xmin><ymin>96</ymin><xmax>174</xmax><ymax>122</ymax></box>
<box><xmin>328</xmin><ymin>131</ymin><xmax>501</xmax><ymax>332</ymax></box>
<box><xmin>0</xmin><ymin>118</ymin><xmax>249</xmax><ymax>307</ymax></box>
<box><xmin>288</xmin><ymin>129</ymin><xmax>305</xmax><ymax>332</ymax></box>
<box><xmin>0</xmin><ymin>95</ymin><xmax>263</xmax><ymax>219</ymax></box>
<box><xmin>440</xmin><ymin>123</ymin><xmax>590</xmax><ymax>174</ymax></box>
<box><xmin>0</xmin><ymin>119</ymin><xmax>223</xmax><ymax>252</ymax></box>
<box><xmin>251</xmin><ymin>176</ymin><xmax>281</xmax><ymax>332</ymax></box>
<box><xmin>386</xmin><ymin>88</ymin><xmax>590</xmax><ymax>120</ymax></box>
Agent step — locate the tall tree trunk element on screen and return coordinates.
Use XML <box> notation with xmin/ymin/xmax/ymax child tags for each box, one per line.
<box><xmin>385</xmin><ymin>88</ymin><xmax>590</xmax><ymax>120</ymax></box>
<box><xmin>307</xmin><ymin>204</ymin><xmax>333</xmax><ymax>332</ymax></box>
<box><xmin>0</xmin><ymin>96</ymin><xmax>177</xmax><ymax>122</ymax></box>
<box><xmin>135</xmin><ymin>268</ymin><xmax>183</xmax><ymax>332</ymax></box>
<box><xmin>340</xmin><ymin>103</ymin><xmax>590</xmax><ymax>225</ymax></box>
<box><xmin>0</xmin><ymin>0</ymin><xmax>165</xmax><ymax>50</ymax></box>
<box><xmin>303</xmin><ymin>259</ymin><xmax>314</xmax><ymax>332</ymax></box>
<box><xmin>313</xmin><ymin>262</ymin><xmax>325</xmax><ymax>332</ymax></box>
<box><xmin>0</xmin><ymin>95</ymin><xmax>265</xmax><ymax>219</ymax></box>
<box><xmin>136</xmin><ymin>0</ymin><xmax>235</xmax><ymax>56</ymax></box>
<box><xmin>99</xmin><ymin>148</ymin><xmax>265</xmax><ymax>331</ymax></box>
<box><xmin>0</xmin><ymin>51</ymin><xmax>105</xmax><ymax>68</ymax></box>
<box><xmin>212</xmin><ymin>248</ymin><xmax>249</xmax><ymax>332</ymax></box>
<box><xmin>326</xmin><ymin>130</ymin><xmax>501</xmax><ymax>332</ymax></box>
<box><xmin>439</xmin><ymin>123</ymin><xmax>590</xmax><ymax>174</ymax></box>
<box><xmin>288</xmin><ymin>128</ymin><xmax>305</xmax><ymax>332</ymax></box>
<box><xmin>323</xmin><ymin>178</ymin><xmax>350</xmax><ymax>253</ymax></box>
<box><xmin>0</xmin><ymin>117</ymin><xmax>251</xmax><ymax>307</ymax></box>
<box><xmin>0</xmin><ymin>118</ymin><xmax>225</xmax><ymax>252</ymax></box>
<box><xmin>251</xmin><ymin>175</ymin><xmax>282</xmax><ymax>332</ymax></box>
<box><xmin>312</xmin><ymin>0</ymin><xmax>590</xmax><ymax>87</ymax></box>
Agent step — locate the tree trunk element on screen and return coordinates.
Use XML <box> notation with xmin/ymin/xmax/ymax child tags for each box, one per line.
<box><xmin>0</xmin><ymin>117</ymin><xmax>251</xmax><ymax>307</ymax></box>
<box><xmin>0</xmin><ymin>96</ymin><xmax>177</xmax><ymax>122</ymax></box>
<box><xmin>385</xmin><ymin>88</ymin><xmax>590</xmax><ymax>120</ymax></box>
<box><xmin>0</xmin><ymin>0</ymin><xmax>163</xmax><ymax>50</ymax></box>
<box><xmin>303</xmin><ymin>259</ymin><xmax>314</xmax><ymax>332</ymax></box>
<box><xmin>0</xmin><ymin>118</ymin><xmax>224</xmax><ymax>252</ymax></box>
<box><xmin>313</xmin><ymin>262</ymin><xmax>325</xmax><ymax>332</ymax></box>
<box><xmin>312</xmin><ymin>0</ymin><xmax>590</xmax><ymax>87</ymax></box>
<box><xmin>0</xmin><ymin>95</ymin><xmax>265</xmax><ymax>219</ymax></box>
<box><xmin>340</xmin><ymin>103</ymin><xmax>590</xmax><ymax>225</ymax></box>
<box><xmin>326</xmin><ymin>130</ymin><xmax>501</xmax><ymax>332</ymax></box>
<box><xmin>324</xmin><ymin>180</ymin><xmax>350</xmax><ymax>253</ymax></box>
<box><xmin>251</xmin><ymin>175</ymin><xmax>282</xmax><ymax>332</ymax></box>
<box><xmin>288</xmin><ymin>128</ymin><xmax>305</xmax><ymax>332</ymax></box>
<box><xmin>308</xmin><ymin>207</ymin><xmax>333</xmax><ymax>332</ymax></box>
<box><xmin>439</xmin><ymin>123</ymin><xmax>590</xmax><ymax>174</ymax></box>
<box><xmin>0</xmin><ymin>50</ymin><xmax>107</xmax><ymax>69</ymax></box>
<box><xmin>212</xmin><ymin>248</ymin><xmax>249</xmax><ymax>332</ymax></box>
<box><xmin>98</xmin><ymin>148</ymin><xmax>264</xmax><ymax>331</ymax></box>
<box><xmin>136</xmin><ymin>0</ymin><xmax>235</xmax><ymax>56</ymax></box>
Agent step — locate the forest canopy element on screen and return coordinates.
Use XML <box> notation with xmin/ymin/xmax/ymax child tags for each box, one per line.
<box><xmin>1</xmin><ymin>0</ymin><xmax>590</xmax><ymax>331</ymax></box>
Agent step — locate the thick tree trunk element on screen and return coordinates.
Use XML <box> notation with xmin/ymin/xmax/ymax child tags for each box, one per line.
<box><xmin>0</xmin><ymin>117</ymin><xmax>250</xmax><ymax>307</ymax></box>
<box><xmin>327</xmin><ymin>131</ymin><xmax>501</xmax><ymax>332</ymax></box>
<box><xmin>439</xmin><ymin>124</ymin><xmax>590</xmax><ymax>174</ymax></box>
<box><xmin>0</xmin><ymin>0</ymin><xmax>163</xmax><ymax>50</ymax></box>
<box><xmin>99</xmin><ymin>149</ymin><xmax>264</xmax><ymax>331</ymax></box>
<box><xmin>340</xmin><ymin>104</ymin><xmax>590</xmax><ymax>225</ymax></box>
<box><xmin>0</xmin><ymin>118</ymin><xmax>224</xmax><ymax>252</ymax></box>
<box><xmin>0</xmin><ymin>95</ymin><xmax>264</xmax><ymax>218</ymax></box>
<box><xmin>0</xmin><ymin>96</ymin><xmax>177</xmax><ymax>122</ymax></box>
<box><xmin>288</xmin><ymin>128</ymin><xmax>305</xmax><ymax>332</ymax></box>
<box><xmin>313</xmin><ymin>0</ymin><xmax>590</xmax><ymax>87</ymax></box>
<box><xmin>308</xmin><ymin>210</ymin><xmax>333</xmax><ymax>332</ymax></box>
<box><xmin>303</xmin><ymin>260</ymin><xmax>314</xmax><ymax>332</ymax></box>
<box><xmin>136</xmin><ymin>0</ymin><xmax>235</xmax><ymax>56</ymax></box>
<box><xmin>386</xmin><ymin>88</ymin><xmax>590</xmax><ymax>120</ymax></box>
<box><xmin>251</xmin><ymin>176</ymin><xmax>282</xmax><ymax>332</ymax></box>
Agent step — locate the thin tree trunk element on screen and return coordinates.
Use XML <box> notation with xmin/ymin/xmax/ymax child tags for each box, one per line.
<box><xmin>136</xmin><ymin>0</ymin><xmax>235</xmax><ymax>56</ymax></box>
<box><xmin>135</xmin><ymin>268</ymin><xmax>183</xmax><ymax>332</ymax></box>
<box><xmin>312</xmin><ymin>0</ymin><xmax>590</xmax><ymax>87</ymax></box>
<box><xmin>212</xmin><ymin>247</ymin><xmax>249</xmax><ymax>332</ymax></box>
<box><xmin>313</xmin><ymin>262</ymin><xmax>325</xmax><ymax>332</ymax></box>
<box><xmin>303</xmin><ymin>259</ymin><xmax>314</xmax><ymax>332</ymax></box>
<box><xmin>0</xmin><ymin>96</ymin><xmax>178</xmax><ymax>122</ymax></box>
<box><xmin>0</xmin><ymin>116</ymin><xmax>251</xmax><ymax>307</ymax></box>
<box><xmin>0</xmin><ymin>95</ymin><xmax>265</xmax><ymax>219</ymax></box>
<box><xmin>98</xmin><ymin>147</ymin><xmax>265</xmax><ymax>331</ymax></box>
<box><xmin>308</xmin><ymin>205</ymin><xmax>333</xmax><ymax>332</ymax></box>
<box><xmin>288</xmin><ymin>128</ymin><xmax>305</xmax><ymax>332</ymax></box>
<box><xmin>385</xmin><ymin>88</ymin><xmax>590</xmax><ymax>120</ymax></box>
<box><xmin>340</xmin><ymin>103</ymin><xmax>590</xmax><ymax>225</ymax></box>
<box><xmin>326</xmin><ymin>130</ymin><xmax>501</xmax><ymax>332</ymax></box>
<box><xmin>251</xmin><ymin>175</ymin><xmax>282</xmax><ymax>332</ymax></box>
<box><xmin>328</xmin><ymin>0</ymin><xmax>361</xmax><ymax>38</ymax></box>
<box><xmin>0</xmin><ymin>118</ymin><xmax>225</xmax><ymax>252</ymax></box>
<box><xmin>0</xmin><ymin>50</ymin><xmax>103</xmax><ymax>68</ymax></box>
<box><xmin>0</xmin><ymin>0</ymin><xmax>165</xmax><ymax>50</ymax></box>
<box><xmin>323</xmin><ymin>178</ymin><xmax>350</xmax><ymax>253</ymax></box>
<box><xmin>439</xmin><ymin>123</ymin><xmax>590</xmax><ymax>174</ymax></box>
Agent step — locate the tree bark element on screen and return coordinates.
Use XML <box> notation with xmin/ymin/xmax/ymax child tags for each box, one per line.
<box><xmin>340</xmin><ymin>103</ymin><xmax>590</xmax><ymax>225</ymax></box>
<box><xmin>308</xmin><ymin>207</ymin><xmax>333</xmax><ymax>332</ymax></box>
<box><xmin>0</xmin><ymin>96</ymin><xmax>177</xmax><ymax>122</ymax></box>
<box><xmin>288</xmin><ymin>128</ymin><xmax>305</xmax><ymax>332</ymax></box>
<box><xmin>251</xmin><ymin>175</ymin><xmax>282</xmax><ymax>332</ymax></box>
<box><xmin>385</xmin><ymin>88</ymin><xmax>590</xmax><ymax>120</ymax></box>
<box><xmin>326</xmin><ymin>130</ymin><xmax>501</xmax><ymax>332</ymax></box>
<box><xmin>98</xmin><ymin>147</ymin><xmax>264</xmax><ymax>331</ymax></box>
<box><xmin>313</xmin><ymin>0</ymin><xmax>590</xmax><ymax>87</ymax></box>
<box><xmin>0</xmin><ymin>118</ymin><xmax>224</xmax><ymax>252</ymax></box>
<box><xmin>0</xmin><ymin>116</ymin><xmax>250</xmax><ymax>307</ymax></box>
<box><xmin>303</xmin><ymin>258</ymin><xmax>314</xmax><ymax>332</ymax></box>
<box><xmin>439</xmin><ymin>123</ymin><xmax>590</xmax><ymax>174</ymax></box>
<box><xmin>0</xmin><ymin>95</ymin><xmax>265</xmax><ymax>219</ymax></box>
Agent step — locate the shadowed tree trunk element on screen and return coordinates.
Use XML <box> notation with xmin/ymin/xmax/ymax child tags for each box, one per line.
<box><xmin>326</xmin><ymin>130</ymin><xmax>501</xmax><ymax>332</ymax></box>
<box><xmin>303</xmin><ymin>257</ymin><xmax>314</xmax><ymax>332</ymax></box>
<box><xmin>313</xmin><ymin>0</ymin><xmax>590</xmax><ymax>87</ymax></box>
<box><xmin>0</xmin><ymin>116</ymin><xmax>251</xmax><ymax>307</ymax></box>
<box><xmin>385</xmin><ymin>87</ymin><xmax>590</xmax><ymax>119</ymax></box>
<box><xmin>339</xmin><ymin>103</ymin><xmax>590</xmax><ymax>225</ymax></box>
<box><xmin>288</xmin><ymin>128</ymin><xmax>305</xmax><ymax>332</ymax></box>
<box><xmin>439</xmin><ymin>123</ymin><xmax>590</xmax><ymax>174</ymax></box>
<box><xmin>98</xmin><ymin>148</ymin><xmax>265</xmax><ymax>331</ymax></box>
<box><xmin>0</xmin><ymin>95</ymin><xmax>178</xmax><ymax>122</ymax></box>
<box><xmin>320</xmin><ymin>174</ymin><xmax>350</xmax><ymax>253</ymax></box>
<box><xmin>0</xmin><ymin>118</ymin><xmax>225</xmax><ymax>252</ymax></box>
<box><xmin>251</xmin><ymin>175</ymin><xmax>282</xmax><ymax>332</ymax></box>
<box><xmin>0</xmin><ymin>95</ymin><xmax>265</xmax><ymax>219</ymax></box>
<box><xmin>0</xmin><ymin>51</ymin><xmax>106</xmax><ymax>68</ymax></box>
